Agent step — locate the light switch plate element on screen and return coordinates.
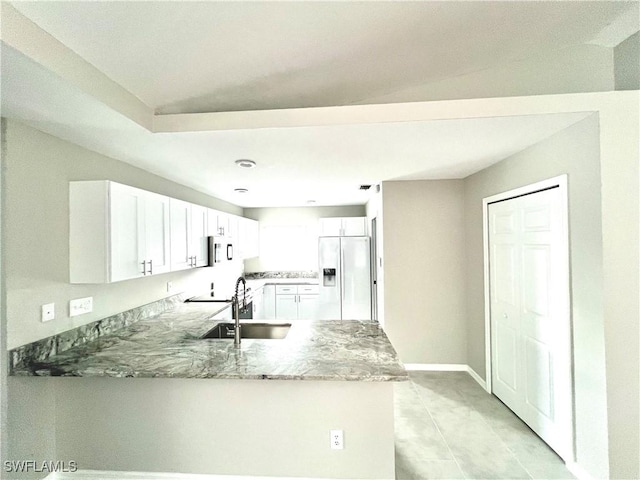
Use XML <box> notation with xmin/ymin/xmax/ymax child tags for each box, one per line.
<box><xmin>41</xmin><ymin>303</ymin><xmax>55</xmax><ymax>322</ymax></box>
<box><xmin>70</xmin><ymin>297</ymin><xmax>93</xmax><ymax>317</ymax></box>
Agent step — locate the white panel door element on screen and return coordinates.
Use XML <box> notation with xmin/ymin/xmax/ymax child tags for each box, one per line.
<box><xmin>489</xmin><ymin>187</ymin><xmax>571</xmax><ymax>460</ymax></box>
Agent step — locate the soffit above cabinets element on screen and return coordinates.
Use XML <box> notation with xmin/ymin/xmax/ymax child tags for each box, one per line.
<box><xmin>2</xmin><ymin>2</ymin><xmax>619</xmax><ymax>208</ymax></box>
<box><xmin>9</xmin><ymin>1</ymin><xmax>637</xmax><ymax>113</ymax></box>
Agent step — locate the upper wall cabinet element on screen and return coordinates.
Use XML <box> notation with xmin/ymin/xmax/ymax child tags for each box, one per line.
<box><xmin>319</xmin><ymin>217</ymin><xmax>367</xmax><ymax>236</ymax></box>
<box><xmin>208</xmin><ymin>209</ymin><xmax>234</xmax><ymax>237</ymax></box>
<box><xmin>71</xmin><ymin>180</ymin><xmax>257</xmax><ymax>283</ymax></box>
<box><xmin>70</xmin><ymin>181</ymin><xmax>171</xmax><ymax>283</ymax></box>
<box><xmin>170</xmin><ymin>200</ymin><xmax>209</xmax><ymax>271</ymax></box>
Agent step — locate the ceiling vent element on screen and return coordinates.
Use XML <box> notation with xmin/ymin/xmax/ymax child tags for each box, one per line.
<box><xmin>359</xmin><ymin>185</ymin><xmax>372</xmax><ymax>190</ymax></box>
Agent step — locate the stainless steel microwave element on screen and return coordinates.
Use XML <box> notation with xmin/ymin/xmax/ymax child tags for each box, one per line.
<box><xmin>207</xmin><ymin>236</ymin><xmax>233</xmax><ymax>266</ymax></box>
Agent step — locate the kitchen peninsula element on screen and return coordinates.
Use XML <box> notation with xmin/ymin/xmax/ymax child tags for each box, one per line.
<box><xmin>10</xmin><ymin>296</ymin><xmax>406</xmax><ymax>479</ymax></box>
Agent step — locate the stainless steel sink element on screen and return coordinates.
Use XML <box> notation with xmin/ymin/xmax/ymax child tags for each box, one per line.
<box><xmin>201</xmin><ymin>322</ymin><xmax>292</xmax><ymax>340</ymax></box>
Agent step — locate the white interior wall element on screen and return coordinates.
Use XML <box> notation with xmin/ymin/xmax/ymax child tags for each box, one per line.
<box><xmin>5</xmin><ymin>378</ymin><xmax>56</xmax><ymax>480</ymax></box>
<box><xmin>243</xmin><ymin>206</ymin><xmax>365</xmax><ymax>273</ymax></box>
<box><xmin>353</xmin><ymin>44</ymin><xmax>615</xmax><ymax>105</ymax></box>
<box><xmin>381</xmin><ymin>180</ymin><xmax>466</xmax><ymax>365</ymax></box>
<box><xmin>464</xmin><ymin>115</ymin><xmax>608</xmax><ymax>478</ymax></box>
<box><xmin>4</xmin><ymin>120</ymin><xmax>243</xmax><ymax>350</ymax></box>
<box><xmin>55</xmin><ymin>378</ymin><xmax>395</xmax><ymax>479</ymax></box>
<box><xmin>614</xmin><ymin>32</ymin><xmax>640</xmax><ymax>90</ymax></box>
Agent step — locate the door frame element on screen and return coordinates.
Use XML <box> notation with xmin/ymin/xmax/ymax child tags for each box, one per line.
<box><xmin>482</xmin><ymin>174</ymin><xmax>574</xmax><ymax>461</ymax></box>
<box><xmin>370</xmin><ymin>217</ymin><xmax>378</xmax><ymax>322</ymax></box>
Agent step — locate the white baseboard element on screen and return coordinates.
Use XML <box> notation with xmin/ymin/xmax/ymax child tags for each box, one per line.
<box><xmin>403</xmin><ymin>363</ymin><xmax>468</xmax><ymax>371</ymax></box>
<box><xmin>54</xmin><ymin>470</ymin><xmax>335</xmax><ymax>480</ymax></box>
<box><xmin>404</xmin><ymin>364</ymin><xmax>489</xmax><ymax>391</ymax></box>
<box><xmin>466</xmin><ymin>366</ymin><xmax>489</xmax><ymax>392</ymax></box>
<box><xmin>565</xmin><ymin>462</ymin><xmax>594</xmax><ymax>480</ymax></box>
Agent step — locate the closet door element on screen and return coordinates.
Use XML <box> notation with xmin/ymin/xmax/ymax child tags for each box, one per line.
<box><xmin>489</xmin><ymin>186</ymin><xmax>571</xmax><ymax>460</ymax></box>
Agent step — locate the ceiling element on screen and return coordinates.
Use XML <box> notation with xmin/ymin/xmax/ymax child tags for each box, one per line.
<box><xmin>9</xmin><ymin>1</ymin><xmax>637</xmax><ymax>114</ymax></box>
<box><xmin>1</xmin><ymin>1</ymin><xmax>637</xmax><ymax>207</ymax></box>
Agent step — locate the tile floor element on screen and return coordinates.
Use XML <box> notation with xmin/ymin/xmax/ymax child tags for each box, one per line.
<box><xmin>394</xmin><ymin>371</ymin><xmax>575</xmax><ymax>480</ymax></box>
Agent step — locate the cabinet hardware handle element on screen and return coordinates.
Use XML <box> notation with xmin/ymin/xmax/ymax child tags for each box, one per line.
<box><xmin>141</xmin><ymin>260</ymin><xmax>147</xmax><ymax>275</ymax></box>
<box><xmin>147</xmin><ymin>259</ymin><xmax>153</xmax><ymax>275</ymax></box>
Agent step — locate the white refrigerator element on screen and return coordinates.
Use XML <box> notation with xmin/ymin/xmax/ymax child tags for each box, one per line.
<box><xmin>318</xmin><ymin>236</ymin><xmax>371</xmax><ymax>320</ymax></box>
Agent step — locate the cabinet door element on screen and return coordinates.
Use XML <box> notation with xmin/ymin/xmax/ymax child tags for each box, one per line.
<box><xmin>320</xmin><ymin>218</ymin><xmax>342</xmax><ymax>236</ymax></box>
<box><xmin>190</xmin><ymin>204</ymin><xmax>208</xmax><ymax>267</ymax></box>
<box><xmin>217</xmin><ymin>212</ymin><xmax>229</xmax><ymax>237</ymax></box>
<box><xmin>252</xmin><ymin>288</ymin><xmax>264</xmax><ymax>319</ymax></box>
<box><xmin>170</xmin><ymin>198</ymin><xmax>192</xmax><ymax>271</ymax></box>
<box><xmin>275</xmin><ymin>294</ymin><xmax>298</xmax><ymax>320</ymax></box>
<box><xmin>144</xmin><ymin>192</ymin><xmax>171</xmax><ymax>275</ymax></box>
<box><xmin>262</xmin><ymin>285</ymin><xmax>276</xmax><ymax>319</ymax></box>
<box><xmin>297</xmin><ymin>294</ymin><xmax>319</xmax><ymax>320</ymax></box>
<box><xmin>207</xmin><ymin>209</ymin><xmax>219</xmax><ymax>237</ymax></box>
<box><xmin>342</xmin><ymin>217</ymin><xmax>367</xmax><ymax>236</ymax></box>
<box><xmin>110</xmin><ymin>183</ymin><xmax>145</xmax><ymax>282</ymax></box>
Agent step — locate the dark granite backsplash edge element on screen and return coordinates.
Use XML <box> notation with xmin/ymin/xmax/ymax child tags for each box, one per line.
<box><xmin>9</xmin><ymin>293</ymin><xmax>185</xmax><ymax>373</ymax></box>
<box><xmin>245</xmin><ymin>271</ymin><xmax>318</xmax><ymax>279</ymax></box>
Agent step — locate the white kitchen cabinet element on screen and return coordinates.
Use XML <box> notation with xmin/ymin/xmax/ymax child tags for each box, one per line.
<box><xmin>319</xmin><ymin>217</ymin><xmax>367</xmax><ymax>236</ymax></box>
<box><xmin>297</xmin><ymin>294</ymin><xmax>319</xmax><ymax>319</ymax></box>
<box><xmin>208</xmin><ymin>209</ymin><xmax>231</xmax><ymax>237</ymax></box>
<box><xmin>170</xmin><ymin>199</ymin><xmax>192</xmax><ymax>271</ymax></box>
<box><xmin>171</xmin><ymin>200</ymin><xmax>208</xmax><ymax>270</ymax></box>
<box><xmin>276</xmin><ymin>294</ymin><xmax>298</xmax><ymax>320</ymax></box>
<box><xmin>262</xmin><ymin>284</ymin><xmax>276</xmax><ymax>319</ymax></box>
<box><xmin>274</xmin><ymin>284</ymin><xmax>319</xmax><ymax>320</ymax></box>
<box><xmin>252</xmin><ymin>287</ymin><xmax>264</xmax><ymax>319</ymax></box>
<box><xmin>70</xmin><ymin>181</ymin><xmax>170</xmax><ymax>283</ymax></box>
<box><xmin>190</xmin><ymin>204</ymin><xmax>208</xmax><ymax>267</ymax></box>
<box><xmin>141</xmin><ymin>191</ymin><xmax>172</xmax><ymax>276</ymax></box>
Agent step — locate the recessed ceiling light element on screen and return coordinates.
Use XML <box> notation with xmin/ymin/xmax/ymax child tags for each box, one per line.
<box><xmin>306</xmin><ymin>200</ymin><xmax>317</xmax><ymax>205</ymax></box>
<box><xmin>235</xmin><ymin>159</ymin><xmax>256</xmax><ymax>168</ymax></box>
<box><xmin>234</xmin><ymin>188</ymin><xmax>248</xmax><ymax>193</ymax></box>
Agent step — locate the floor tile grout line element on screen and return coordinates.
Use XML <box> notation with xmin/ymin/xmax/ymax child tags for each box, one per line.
<box><xmin>407</xmin><ymin>373</ymin><xmax>469</xmax><ymax>480</ymax></box>
<box><xmin>454</xmin><ymin>373</ymin><xmax>537</xmax><ymax>480</ymax></box>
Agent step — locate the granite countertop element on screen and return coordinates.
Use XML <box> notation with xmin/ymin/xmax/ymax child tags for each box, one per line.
<box><xmin>12</xmin><ymin>302</ymin><xmax>407</xmax><ymax>382</ymax></box>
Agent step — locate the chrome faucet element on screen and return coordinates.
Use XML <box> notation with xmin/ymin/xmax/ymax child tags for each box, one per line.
<box><xmin>232</xmin><ymin>276</ymin><xmax>247</xmax><ymax>347</ymax></box>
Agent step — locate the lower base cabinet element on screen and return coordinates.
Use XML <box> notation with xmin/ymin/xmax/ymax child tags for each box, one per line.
<box><xmin>275</xmin><ymin>285</ymin><xmax>319</xmax><ymax>320</ymax></box>
<box><xmin>253</xmin><ymin>284</ymin><xmax>319</xmax><ymax>320</ymax></box>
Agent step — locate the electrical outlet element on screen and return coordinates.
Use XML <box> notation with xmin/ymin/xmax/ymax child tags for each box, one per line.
<box><xmin>70</xmin><ymin>297</ymin><xmax>93</xmax><ymax>317</ymax></box>
<box><xmin>167</xmin><ymin>282</ymin><xmax>173</xmax><ymax>293</ymax></box>
<box><xmin>330</xmin><ymin>429</ymin><xmax>344</xmax><ymax>450</ymax></box>
<box><xmin>41</xmin><ymin>303</ymin><xmax>55</xmax><ymax>322</ymax></box>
